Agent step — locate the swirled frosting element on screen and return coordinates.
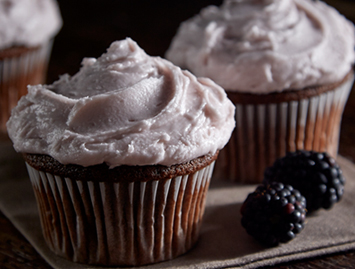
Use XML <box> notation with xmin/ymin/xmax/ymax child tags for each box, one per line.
<box><xmin>165</xmin><ymin>0</ymin><xmax>355</xmax><ymax>94</ymax></box>
<box><xmin>7</xmin><ymin>38</ymin><xmax>235</xmax><ymax>167</ymax></box>
<box><xmin>0</xmin><ymin>0</ymin><xmax>62</xmax><ymax>50</ymax></box>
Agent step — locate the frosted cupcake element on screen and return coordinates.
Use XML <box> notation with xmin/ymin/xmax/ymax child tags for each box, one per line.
<box><xmin>166</xmin><ymin>0</ymin><xmax>355</xmax><ymax>183</ymax></box>
<box><xmin>0</xmin><ymin>0</ymin><xmax>62</xmax><ymax>136</ymax></box>
<box><xmin>7</xmin><ymin>38</ymin><xmax>235</xmax><ymax>266</ymax></box>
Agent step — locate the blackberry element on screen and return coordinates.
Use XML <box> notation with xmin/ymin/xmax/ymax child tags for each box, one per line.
<box><xmin>241</xmin><ymin>182</ymin><xmax>306</xmax><ymax>246</ymax></box>
<box><xmin>263</xmin><ymin>150</ymin><xmax>345</xmax><ymax>213</ymax></box>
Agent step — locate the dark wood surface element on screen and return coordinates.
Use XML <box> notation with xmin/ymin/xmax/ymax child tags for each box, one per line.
<box><xmin>1</xmin><ymin>0</ymin><xmax>355</xmax><ymax>268</ymax></box>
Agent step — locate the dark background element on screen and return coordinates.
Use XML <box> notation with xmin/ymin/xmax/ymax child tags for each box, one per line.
<box><xmin>48</xmin><ymin>0</ymin><xmax>223</xmax><ymax>82</ymax></box>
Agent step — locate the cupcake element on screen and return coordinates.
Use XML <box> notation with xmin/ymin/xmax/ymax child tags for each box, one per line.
<box><xmin>165</xmin><ymin>0</ymin><xmax>355</xmax><ymax>183</ymax></box>
<box><xmin>0</xmin><ymin>0</ymin><xmax>62</xmax><ymax>136</ymax></box>
<box><xmin>7</xmin><ymin>38</ymin><xmax>235</xmax><ymax>266</ymax></box>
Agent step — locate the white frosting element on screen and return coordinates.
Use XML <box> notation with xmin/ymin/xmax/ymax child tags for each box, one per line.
<box><xmin>0</xmin><ymin>0</ymin><xmax>62</xmax><ymax>49</ymax></box>
<box><xmin>165</xmin><ymin>0</ymin><xmax>355</xmax><ymax>94</ymax></box>
<box><xmin>7</xmin><ymin>38</ymin><xmax>235</xmax><ymax>167</ymax></box>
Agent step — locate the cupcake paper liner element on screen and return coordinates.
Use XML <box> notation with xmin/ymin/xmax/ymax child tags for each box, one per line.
<box><xmin>0</xmin><ymin>41</ymin><xmax>53</xmax><ymax>135</ymax></box>
<box><xmin>215</xmin><ymin>74</ymin><xmax>354</xmax><ymax>184</ymax></box>
<box><xmin>25</xmin><ymin>160</ymin><xmax>215</xmax><ymax>266</ymax></box>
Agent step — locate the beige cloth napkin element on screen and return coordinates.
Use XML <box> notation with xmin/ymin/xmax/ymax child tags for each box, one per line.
<box><xmin>1</xmin><ymin>139</ymin><xmax>355</xmax><ymax>269</ymax></box>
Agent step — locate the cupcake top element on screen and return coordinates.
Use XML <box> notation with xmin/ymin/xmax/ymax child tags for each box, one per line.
<box><xmin>0</xmin><ymin>0</ymin><xmax>62</xmax><ymax>50</ymax></box>
<box><xmin>165</xmin><ymin>0</ymin><xmax>355</xmax><ymax>94</ymax></box>
<box><xmin>7</xmin><ymin>38</ymin><xmax>235</xmax><ymax>167</ymax></box>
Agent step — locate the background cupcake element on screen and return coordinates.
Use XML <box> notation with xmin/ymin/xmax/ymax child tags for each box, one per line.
<box><xmin>6</xmin><ymin>38</ymin><xmax>235</xmax><ymax>266</ymax></box>
<box><xmin>0</xmin><ymin>0</ymin><xmax>62</xmax><ymax>137</ymax></box>
<box><xmin>165</xmin><ymin>0</ymin><xmax>355</xmax><ymax>183</ymax></box>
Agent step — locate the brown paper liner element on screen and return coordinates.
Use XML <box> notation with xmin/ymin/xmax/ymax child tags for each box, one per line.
<box><xmin>0</xmin><ymin>41</ymin><xmax>53</xmax><ymax>135</ymax></box>
<box><xmin>214</xmin><ymin>72</ymin><xmax>354</xmax><ymax>184</ymax></box>
<box><xmin>25</xmin><ymin>160</ymin><xmax>215</xmax><ymax>266</ymax></box>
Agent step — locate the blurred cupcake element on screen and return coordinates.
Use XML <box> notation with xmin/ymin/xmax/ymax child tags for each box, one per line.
<box><xmin>0</xmin><ymin>0</ymin><xmax>62</xmax><ymax>136</ymax></box>
<box><xmin>7</xmin><ymin>38</ymin><xmax>235</xmax><ymax>266</ymax></box>
<box><xmin>166</xmin><ymin>0</ymin><xmax>355</xmax><ymax>183</ymax></box>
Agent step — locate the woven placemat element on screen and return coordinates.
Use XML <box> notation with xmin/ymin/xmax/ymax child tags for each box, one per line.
<box><xmin>1</xmin><ymin>140</ymin><xmax>355</xmax><ymax>269</ymax></box>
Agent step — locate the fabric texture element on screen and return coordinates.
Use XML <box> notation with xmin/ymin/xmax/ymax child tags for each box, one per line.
<box><xmin>1</xmin><ymin>139</ymin><xmax>355</xmax><ymax>269</ymax></box>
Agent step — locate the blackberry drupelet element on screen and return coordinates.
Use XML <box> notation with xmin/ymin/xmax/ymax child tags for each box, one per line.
<box><xmin>263</xmin><ymin>150</ymin><xmax>345</xmax><ymax>213</ymax></box>
<box><xmin>241</xmin><ymin>182</ymin><xmax>307</xmax><ymax>246</ymax></box>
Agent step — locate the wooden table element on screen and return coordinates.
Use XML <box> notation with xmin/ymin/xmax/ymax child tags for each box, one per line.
<box><xmin>1</xmin><ymin>0</ymin><xmax>355</xmax><ymax>268</ymax></box>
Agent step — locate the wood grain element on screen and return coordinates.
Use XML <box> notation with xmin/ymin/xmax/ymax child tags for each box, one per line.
<box><xmin>1</xmin><ymin>0</ymin><xmax>355</xmax><ymax>268</ymax></box>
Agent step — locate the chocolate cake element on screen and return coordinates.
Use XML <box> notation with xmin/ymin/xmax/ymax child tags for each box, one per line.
<box><xmin>7</xmin><ymin>38</ymin><xmax>235</xmax><ymax>266</ymax></box>
<box><xmin>23</xmin><ymin>151</ymin><xmax>218</xmax><ymax>182</ymax></box>
<box><xmin>165</xmin><ymin>0</ymin><xmax>355</xmax><ymax>183</ymax></box>
<box><xmin>0</xmin><ymin>0</ymin><xmax>62</xmax><ymax>135</ymax></box>
<box><xmin>25</xmin><ymin>153</ymin><xmax>217</xmax><ymax>266</ymax></box>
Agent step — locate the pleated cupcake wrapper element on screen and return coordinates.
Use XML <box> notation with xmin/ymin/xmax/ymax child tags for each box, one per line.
<box><xmin>215</xmin><ymin>75</ymin><xmax>354</xmax><ymax>184</ymax></box>
<box><xmin>25</xmin><ymin>161</ymin><xmax>215</xmax><ymax>266</ymax></box>
<box><xmin>0</xmin><ymin>40</ymin><xmax>53</xmax><ymax>134</ymax></box>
